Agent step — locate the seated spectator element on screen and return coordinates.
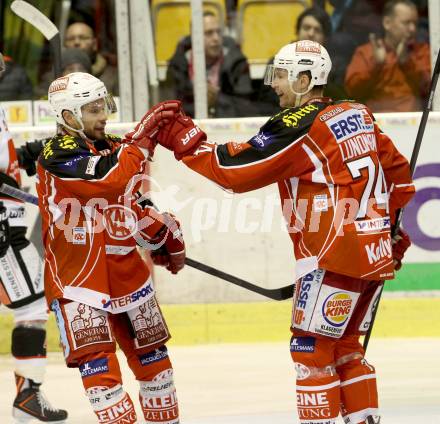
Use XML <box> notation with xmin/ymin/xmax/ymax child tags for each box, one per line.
<box><xmin>0</xmin><ymin>54</ymin><xmax>33</xmax><ymax>100</ymax></box>
<box><xmin>61</xmin><ymin>48</ymin><xmax>92</xmax><ymax>75</ymax></box>
<box><xmin>345</xmin><ymin>0</ymin><xmax>430</xmax><ymax>112</ymax></box>
<box><xmin>64</xmin><ymin>22</ymin><xmax>118</xmax><ymax>95</ymax></box>
<box><xmin>257</xmin><ymin>7</ymin><xmax>335</xmax><ymax>116</ymax></box>
<box><xmin>165</xmin><ymin>11</ymin><xmax>254</xmax><ymax>118</ymax></box>
<box><xmin>35</xmin><ymin>48</ymin><xmax>93</xmax><ymax>98</ymax></box>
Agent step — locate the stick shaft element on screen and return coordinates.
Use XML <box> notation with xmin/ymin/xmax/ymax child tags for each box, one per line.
<box><xmin>0</xmin><ymin>184</ymin><xmax>294</xmax><ymax>300</ymax></box>
<box><xmin>363</xmin><ymin>50</ymin><xmax>440</xmax><ymax>351</ymax></box>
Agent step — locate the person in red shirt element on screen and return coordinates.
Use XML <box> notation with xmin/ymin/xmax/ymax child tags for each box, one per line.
<box><xmin>150</xmin><ymin>40</ymin><xmax>414</xmax><ymax>423</ymax></box>
<box><xmin>36</xmin><ymin>72</ymin><xmax>185</xmax><ymax>424</ymax></box>
<box><xmin>345</xmin><ymin>0</ymin><xmax>431</xmax><ymax>112</ymax></box>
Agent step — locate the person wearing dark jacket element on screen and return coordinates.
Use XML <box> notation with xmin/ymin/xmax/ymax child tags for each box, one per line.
<box><xmin>0</xmin><ymin>55</ymin><xmax>33</xmax><ymax>100</ymax></box>
<box><xmin>165</xmin><ymin>11</ymin><xmax>254</xmax><ymax>118</ymax></box>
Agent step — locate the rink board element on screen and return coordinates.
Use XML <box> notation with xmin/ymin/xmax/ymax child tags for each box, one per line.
<box><xmin>1</xmin><ymin>297</ymin><xmax>439</xmax><ymax>353</ymax></box>
<box><xmin>7</xmin><ymin>112</ymin><xmax>440</xmax><ymax>305</ymax></box>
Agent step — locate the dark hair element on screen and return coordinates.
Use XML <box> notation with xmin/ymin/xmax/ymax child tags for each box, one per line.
<box><xmin>296</xmin><ymin>7</ymin><xmax>332</xmax><ymax>40</ymax></box>
<box><xmin>191</xmin><ymin>10</ymin><xmax>221</xmax><ymax>32</ymax></box>
<box><xmin>383</xmin><ymin>0</ymin><xmax>417</xmax><ymax>17</ymax></box>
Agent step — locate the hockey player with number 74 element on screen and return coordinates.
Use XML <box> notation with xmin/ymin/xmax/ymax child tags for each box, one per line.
<box><xmin>150</xmin><ymin>40</ymin><xmax>415</xmax><ymax>424</ymax></box>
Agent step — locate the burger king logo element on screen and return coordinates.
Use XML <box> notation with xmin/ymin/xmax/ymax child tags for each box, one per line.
<box><xmin>322</xmin><ymin>292</ymin><xmax>353</xmax><ymax>327</ymax></box>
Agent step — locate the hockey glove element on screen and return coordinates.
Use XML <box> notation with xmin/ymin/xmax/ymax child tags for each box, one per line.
<box><xmin>150</xmin><ymin>213</ymin><xmax>185</xmax><ymax>274</ymax></box>
<box><xmin>392</xmin><ymin>228</ymin><xmax>411</xmax><ymax>270</ymax></box>
<box><xmin>124</xmin><ymin>101</ymin><xmax>182</xmax><ymax>157</ymax></box>
<box><xmin>0</xmin><ymin>202</ymin><xmax>10</xmax><ymax>257</ymax></box>
<box><xmin>157</xmin><ymin>112</ymin><xmax>206</xmax><ymax>160</ymax></box>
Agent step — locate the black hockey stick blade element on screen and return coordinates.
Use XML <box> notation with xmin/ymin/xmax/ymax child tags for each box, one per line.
<box><xmin>185</xmin><ymin>257</ymin><xmax>294</xmax><ymax>301</ymax></box>
<box><xmin>11</xmin><ymin>0</ymin><xmax>62</xmax><ymax>77</ymax></box>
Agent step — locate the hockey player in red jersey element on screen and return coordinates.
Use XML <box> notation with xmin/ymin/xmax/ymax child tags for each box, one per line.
<box><xmin>150</xmin><ymin>41</ymin><xmax>415</xmax><ymax>424</ymax></box>
<box><xmin>0</xmin><ymin>51</ymin><xmax>68</xmax><ymax>423</ymax></box>
<box><xmin>36</xmin><ymin>72</ymin><xmax>185</xmax><ymax>423</ymax></box>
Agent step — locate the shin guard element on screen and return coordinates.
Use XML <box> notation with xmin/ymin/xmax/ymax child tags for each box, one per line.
<box><xmin>291</xmin><ymin>335</ymin><xmax>340</xmax><ymax>424</ymax></box>
<box><xmin>336</xmin><ymin>336</ymin><xmax>378</xmax><ymax>424</ymax></box>
<box><xmin>87</xmin><ymin>385</ymin><xmax>137</xmax><ymax>424</ymax></box>
<box><xmin>12</xmin><ymin>324</ymin><xmax>46</xmax><ymax>384</ymax></box>
<box><xmin>139</xmin><ymin>369</ymin><xmax>179</xmax><ymax>423</ymax></box>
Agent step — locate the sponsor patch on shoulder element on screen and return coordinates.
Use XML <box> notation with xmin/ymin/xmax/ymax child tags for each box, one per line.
<box><xmin>59</xmin><ymin>136</ymin><xmax>78</xmax><ymax>150</ymax></box>
<box><xmin>85</xmin><ymin>156</ymin><xmax>100</xmax><ymax>175</ymax></box>
<box><xmin>227</xmin><ymin>141</ymin><xmax>252</xmax><ymax>156</ymax></box>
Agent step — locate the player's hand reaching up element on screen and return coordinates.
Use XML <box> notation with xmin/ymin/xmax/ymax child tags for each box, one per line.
<box><xmin>124</xmin><ymin>101</ymin><xmax>182</xmax><ymax>157</ymax></box>
<box><xmin>157</xmin><ymin>112</ymin><xmax>207</xmax><ymax>160</ymax></box>
<box><xmin>392</xmin><ymin>228</ymin><xmax>411</xmax><ymax>270</ymax></box>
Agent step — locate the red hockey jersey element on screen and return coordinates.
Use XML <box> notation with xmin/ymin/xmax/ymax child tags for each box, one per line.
<box><xmin>182</xmin><ymin>99</ymin><xmax>415</xmax><ymax>280</ymax></box>
<box><xmin>37</xmin><ymin>134</ymin><xmax>166</xmax><ymax>313</ymax></box>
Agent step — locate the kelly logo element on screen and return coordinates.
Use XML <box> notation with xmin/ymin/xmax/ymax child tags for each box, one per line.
<box><xmin>365</xmin><ymin>237</ymin><xmax>392</xmax><ymax>264</ymax></box>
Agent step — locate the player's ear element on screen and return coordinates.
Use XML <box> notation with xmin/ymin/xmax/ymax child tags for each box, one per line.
<box><xmin>62</xmin><ymin>110</ymin><xmax>80</xmax><ymax>129</ymax></box>
<box><xmin>299</xmin><ymin>72</ymin><xmax>310</xmax><ymax>90</ymax></box>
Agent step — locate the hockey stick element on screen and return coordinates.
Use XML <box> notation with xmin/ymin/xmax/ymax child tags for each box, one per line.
<box><xmin>184</xmin><ymin>258</ymin><xmax>294</xmax><ymax>301</ymax></box>
<box><xmin>6</xmin><ymin>2</ymin><xmax>295</xmax><ymax>301</ymax></box>
<box><xmin>363</xmin><ymin>49</ymin><xmax>440</xmax><ymax>351</ymax></box>
<box><xmin>11</xmin><ymin>0</ymin><xmax>62</xmax><ymax>77</ymax></box>
<box><xmin>0</xmin><ymin>183</ymin><xmax>294</xmax><ymax>301</ymax></box>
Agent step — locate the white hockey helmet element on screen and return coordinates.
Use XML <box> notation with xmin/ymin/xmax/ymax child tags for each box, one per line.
<box><xmin>264</xmin><ymin>40</ymin><xmax>332</xmax><ymax>88</ymax></box>
<box><xmin>48</xmin><ymin>72</ymin><xmax>116</xmax><ymax>133</ymax></box>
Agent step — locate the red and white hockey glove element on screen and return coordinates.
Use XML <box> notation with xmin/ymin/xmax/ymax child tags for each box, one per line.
<box><xmin>157</xmin><ymin>112</ymin><xmax>206</xmax><ymax>160</ymax></box>
<box><xmin>124</xmin><ymin>101</ymin><xmax>181</xmax><ymax>157</ymax></box>
<box><xmin>150</xmin><ymin>213</ymin><xmax>185</xmax><ymax>274</ymax></box>
<box><xmin>392</xmin><ymin>228</ymin><xmax>411</xmax><ymax>271</ymax></box>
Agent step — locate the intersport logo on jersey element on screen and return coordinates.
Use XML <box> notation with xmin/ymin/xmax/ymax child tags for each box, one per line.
<box><xmin>102</xmin><ymin>281</ymin><xmax>154</xmax><ymax>312</ymax></box>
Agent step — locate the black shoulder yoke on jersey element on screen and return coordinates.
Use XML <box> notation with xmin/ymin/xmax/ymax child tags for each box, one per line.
<box><xmin>38</xmin><ymin>133</ymin><xmax>123</xmax><ymax>180</ymax></box>
<box><xmin>216</xmin><ymin>101</ymin><xmax>328</xmax><ymax>167</ymax></box>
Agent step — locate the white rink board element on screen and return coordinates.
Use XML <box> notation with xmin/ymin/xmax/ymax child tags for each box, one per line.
<box><xmin>8</xmin><ymin>112</ymin><xmax>440</xmax><ymax>303</ymax></box>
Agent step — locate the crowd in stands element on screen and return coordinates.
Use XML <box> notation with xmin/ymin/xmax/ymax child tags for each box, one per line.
<box><xmin>0</xmin><ymin>0</ymin><xmax>432</xmax><ymax>116</ymax></box>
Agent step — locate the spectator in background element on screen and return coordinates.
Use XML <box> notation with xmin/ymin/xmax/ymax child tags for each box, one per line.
<box><xmin>61</xmin><ymin>47</ymin><xmax>92</xmax><ymax>75</ymax></box>
<box><xmin>257</xmin><ymin>7</ymin><xmax>334</xmax><ymax>116</ymax></box>
<box><xmin>35</xmin><ymin>47</ymin><xmax>93</xmax><ymax>98</ymax></box>
<box><xmin>0</xmin><ymin>54</ymin><xmax>33</xmax><ymax>100</ymax></box>
<box><xmin>345</xmin><ymin>0</ymin><xmax>430</xmax><ymax>112</ymax></box>
<box><xmin>64</xmin><ymin>22</ymin><xmax>118</xmax><ymax>95</ymax></box>
<box><xmin>165</xmin><ymin>11</ymin><xmax>254</xmax><ymax>118</ymax></box>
